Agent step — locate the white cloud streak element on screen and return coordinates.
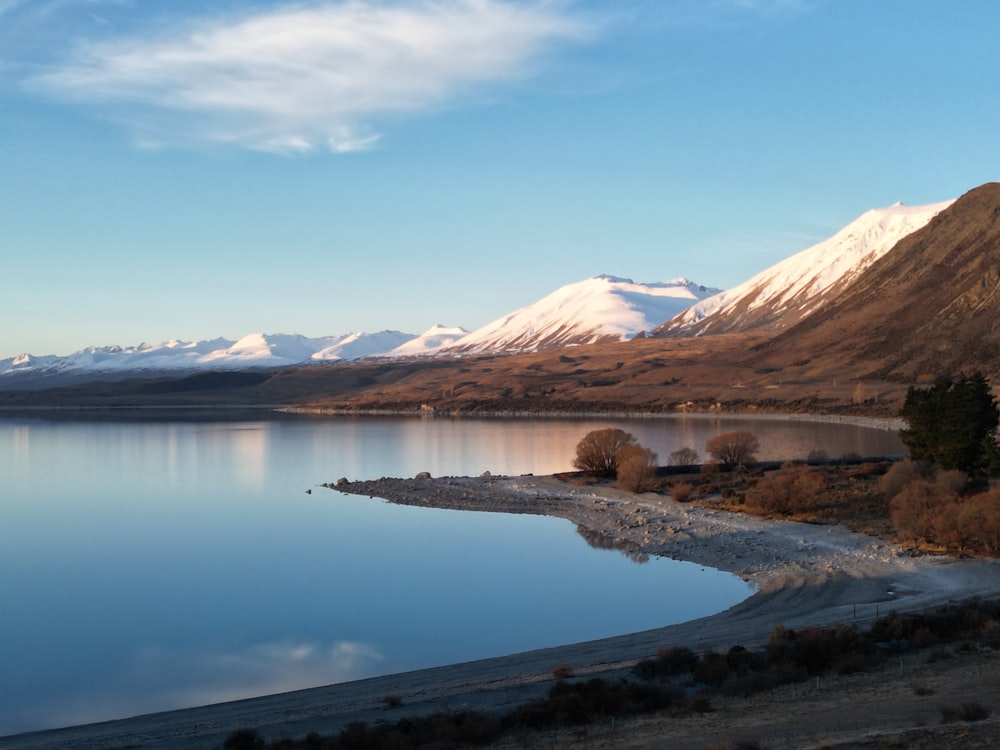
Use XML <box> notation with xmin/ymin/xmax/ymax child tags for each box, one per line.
<box><xmin>28</xmin><ymin>0</ymin><xmax>592</xmax><ymax>153</ymax></box>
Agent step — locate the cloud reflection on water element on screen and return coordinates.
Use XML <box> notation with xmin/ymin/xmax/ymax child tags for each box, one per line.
<box><xmin>25</xmin><ymin>639</ymin><xmax>385</xmax><ymax>734</ymax></box>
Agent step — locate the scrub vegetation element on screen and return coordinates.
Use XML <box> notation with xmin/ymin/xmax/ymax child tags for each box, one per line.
<box><xmin>224</xmin><ymin>600</ymin><xmax>1000</xmax><ymax>750</ymax></box>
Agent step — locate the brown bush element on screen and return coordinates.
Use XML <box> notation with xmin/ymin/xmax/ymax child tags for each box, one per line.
<box><xmin>572</xmin><ymin>428</ymin><xmax>637</xmax><ymax>477</ymax></box>
<box><xmin>706</xmin><ymin>431</ymin><xmax>760</xmax><ymax>470</ymax></box>
<box><xmin>744</xmin><ymin>465</ymin><xmax>826</xmax><ymax>515</ymax></box>
<box><xmin>950</xmin><ymin>487</ymin><xmax>1000</xmax><ymax>554</ymax></box>
<box><xmin>616</xmin><ymin>445</ymin><xmax>658</xmax><ymax>493</ymax></box>
<box><xmin>671</xmin><ymin>481</ymin><xmax>694</xmax><ymax>502</ymax></box>
<box><xmin>890</xmin><ymin>479</ymin><xmax>959</xmax><ymax>545</ymax></box>
<box><xmin>878</xmin><ymin>459</ymin><xmax>930</xmax><ymax>499</ymax></box>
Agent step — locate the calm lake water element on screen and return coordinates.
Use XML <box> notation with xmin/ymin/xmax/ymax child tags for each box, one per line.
<box><xmin>0</xmin><ymin>414</ymin><xmax>903</xmax><ymax>735</ymax></box>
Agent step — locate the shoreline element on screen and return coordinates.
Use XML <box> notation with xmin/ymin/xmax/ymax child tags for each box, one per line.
<box><xmin>0</xmin><ymin>404</ymin><xmax>905</xmax><ymax>434</ymax></box>
<box><xmin>329</xmin><ymin>473</ymin><xmax>990</xmax><ymax>596</ymax></box>
<box><xmin>8</xmin><ymin>472</ymin><xmax>1000</xmax><ymax>749</ymax></box>
<box><xmin>278</xmin><ymin>405</ymin><xmax>905</xmax><ymax>430</ymax></box>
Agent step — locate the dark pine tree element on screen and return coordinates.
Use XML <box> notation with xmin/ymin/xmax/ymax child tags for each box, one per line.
<box><xmin>899</xmin><ymin>372</ymin><xmax>1000</xmax><ymax>475</ymax></box>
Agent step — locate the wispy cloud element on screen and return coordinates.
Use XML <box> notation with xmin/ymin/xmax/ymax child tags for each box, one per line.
<box><xmin>27</xmin><ymin>0</ymin><xmax>592</xmax><ymax>153</ymax></box>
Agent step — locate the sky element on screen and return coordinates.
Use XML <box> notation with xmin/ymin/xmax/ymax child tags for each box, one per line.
<box><xmin>1</xmin><ymin>0</ymin><xmax>998</xmax><ymax>359</ymax></box>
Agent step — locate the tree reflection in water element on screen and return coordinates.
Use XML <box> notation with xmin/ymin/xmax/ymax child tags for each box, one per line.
<box><xmin>575</xmin><ymin>525</ymin><xmax>650</xmax><ymax>564</ymax></box>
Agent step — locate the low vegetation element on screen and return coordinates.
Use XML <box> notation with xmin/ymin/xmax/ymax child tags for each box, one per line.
<box><xmin>705</xmin><ymin>430</ymin><xmax>760</xmax><ymax>470</ymax></box>
<box><xmin>571</xmin><ymin>428</ymin><xmax>639</xmax><ymax>477</ymax></box>
<box><xmin>743</xmin><ymin>462</ymin><xmax>827</xmax><ymax>515</ymax></box>
<box><xmin>614</xmin><ymin>444</ymin><xmax>658</xmax><ymax>492</ymax></box>
<box><xmin>225</xmin><ymin>600</ymin><xmax>1000</xmax><ymax>750</ymax></box>
<box><xmin>571</xmin><ymin>380</ymin><xmax>1000</xmax><ymax>554</ymax></box>
<box><xmin>571</xmin><ymin>428</ymin><xmax>659</xmax><ymax>493</ymax></box>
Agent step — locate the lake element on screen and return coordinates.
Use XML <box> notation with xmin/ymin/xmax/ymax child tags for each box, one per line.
<box><xmin>0</xmin><ymin>413</ymin><xmax>903</xmax><ymax>735</ymax></box>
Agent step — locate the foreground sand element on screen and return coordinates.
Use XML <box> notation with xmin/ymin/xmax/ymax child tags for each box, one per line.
<box><xmin>7</xmin><ymin>475</ymin><xmax>1000</xmax><ymax>750</ymax></box>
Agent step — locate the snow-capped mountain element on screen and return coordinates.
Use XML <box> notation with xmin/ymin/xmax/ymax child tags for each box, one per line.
<box><xmin>654</xmin><ymin>199</ymin><xmax>954</xmax><ymax>337</ymax></box>
<box><xmin>387</xmin><ymin>325</ymin><xmax>470</xmax><ymax>357</ymax></box>
<box><xmin>0</xmin><ymin>330</ymin><xmax>421</xmax><ymax>382</ymax></box>
<box><xmin>443</xmin><ymin>275</ymin><xmax>720</xmax><ymax>355</ymax></box>
<box><xmin>750</xmin><ymin>182</ymin><xmax>1000</xmax><ymax>380</ymax></box>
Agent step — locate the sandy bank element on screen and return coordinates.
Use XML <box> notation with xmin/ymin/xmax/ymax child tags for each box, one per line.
<box><xmin>7</xmin><ymin>474</ymin><xmax>1000</xmax><ymax>750</ymax></box>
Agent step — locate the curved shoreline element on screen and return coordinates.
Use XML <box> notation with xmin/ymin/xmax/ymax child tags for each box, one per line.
<box><xmin>7</xmin><ymin>473</ymin><xmax>999</xmax><ymax>750</ymax></box>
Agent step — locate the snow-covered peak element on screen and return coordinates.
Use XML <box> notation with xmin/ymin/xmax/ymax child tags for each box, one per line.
<box><xmin>444</xmin><ymin>275</ymin><xmax>721</xmax><ymax>355</ymax></box>
<box><xmin>6</xmin><ymin>353</ymin><xmax>59</xmax><ymax>371</ymax></box>
<box><xmin>0</xmin><ymin>331</ymin><xmax>421</xmax><ymax>379</ymax></box>
<box><xmin>388</xmin><ymin>325</ymin><xmax>470</xmax><ymax>357</ymax></box>
<box><xmin>659</xmin><ymin>199</ymin><xmax>954</xmax><ymax>336</ymax></box>
<box><xmin>312</xmin><ymin>330</ymin><xmax>416</xmax><ymax>361</ymax></box>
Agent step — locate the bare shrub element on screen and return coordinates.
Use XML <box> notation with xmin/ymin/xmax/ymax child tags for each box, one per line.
<box><xmin>744</xmin><ymin>465</ymin><xmax>826</xmax><ymax>515</ymax></box>
<box><xmin>960</xmin><ymin>701</ymin><xmax>991</xmax><ymax>721</ymax></box>
<box><xmin>551</xmin><ymin>665</ymin><xmax>574</xmax><ymax>680</ymax></box>
<box><xmin>616</xmin><ymin>445</ymin><xmax>659</xmax><ymax>493</ymax></box>
<box><xmin>951</xmin><ymin>487</ymin><xmax>1000</xmax><ymax>554</ymax></box>
<box><xmin>671</xmin><ymin>481</ymin><xmax>694</xmax><ymax>502</ymax></box>
<box><xmin>878</xmin><ymin>459</ymin><xmax>931</xmax><ymax>499</ymax></box>
<box><xmin>632</xmin><ymin>645</ymin><xmax>699</xmax><ymax>680</ymax></box>
<box><xmin>669</xmin><ymin>446</ymin><xmax>700</xmax><ymax>466</ymax></box>
<box><xmin>572</xmin><ymin>428</ymin><xmax>637</xmax><ymax>477</ymax></box>
<box><xmin>890</xmin><ymin>479</ymin><xmax>958</xmax><ymax>544</ymax></box>
<box><xmin>706</xmin><ymin>431</ymin><xmax>760</xmax><ymax>470</ymax></box>
<box><xmin>941</xmin><ymin>702</ymin><xmax>991</xmax><ymax>723</ymax></box>
<box><xmin>701</xmin><ymin>461</ymin><xmax>720</xmax><ymax>476</ymax></box>
<box><xmin>223</xmin><ymin>729</ymin><xmax>265</xmax><ymax>750</ymax></box>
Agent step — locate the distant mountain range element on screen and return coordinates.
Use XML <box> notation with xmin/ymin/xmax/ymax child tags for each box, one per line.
<box><xmin>0</xmin><ymin>276</ymin><xmax>719</xmax><ymax>386</ymax></box>
<box><xmin>5</xmin><ymin>186</ymin><xmax>988</xmax><ymax>395</ymax></box>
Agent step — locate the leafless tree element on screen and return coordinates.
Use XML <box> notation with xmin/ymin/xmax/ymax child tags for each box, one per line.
<box><xmin>573</xmin><ymin>428</ymin><xmax>638</xmax><ymax>477</ymax></box>
<box><xmin>705</xmin><ymin>431</ymin><xmax>760</xmax><ymax>470</ymax></box>
<box><xmin>616</xmin><ymin>445</ymin><xmax>659</xmax><ymax>492</ymax></box>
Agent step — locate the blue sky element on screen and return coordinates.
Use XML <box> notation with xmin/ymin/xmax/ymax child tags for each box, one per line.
<box><xmin>1</xmin><ymin>0</ymin><xmax>998</xmax><ymax>358</ymax></box>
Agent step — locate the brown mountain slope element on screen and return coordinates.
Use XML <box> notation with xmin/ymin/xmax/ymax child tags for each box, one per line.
<box><xmin>750</xmin><ymin>182</ymin><xmax>1000</xmax><ymax>382</ymax></box>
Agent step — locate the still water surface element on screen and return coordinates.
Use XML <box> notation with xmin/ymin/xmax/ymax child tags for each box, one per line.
<box><xmin>0</xmin><ymin>414</ymin><xmax>902</xmax><ymax>735</ymax></box>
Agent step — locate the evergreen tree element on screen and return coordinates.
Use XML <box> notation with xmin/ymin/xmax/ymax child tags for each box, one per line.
<box><xmin>899</xmin><ymin>372</ymin><xmax>1000</xmax><ymax>475</ymax></box>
